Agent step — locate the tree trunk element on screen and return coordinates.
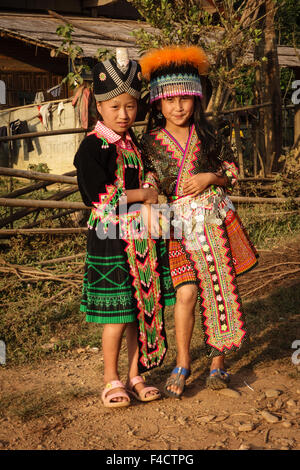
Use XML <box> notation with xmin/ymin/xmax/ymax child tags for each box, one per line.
<box><xmin>232</xmin><ymin>99</ymin><xmax>245</xmax><ymax>178</ymax></box>
<box><xmin>253</xmin><ymin>1</ymin><xmax>282</xmax><ymax>175</ymax></box>
<box><xmin>262</xmin><ymin>0</ymin><xmax>282</xmax><ymax>173</ymax></box>
<box><xmin>251</xmin><ymin>119</ymin><xmax>258</xmax><ymax>177</ymax></box>
<box><xmin>254</xmin><ymin>42</ymin><xmax>266</xmax><ymax>176</ymax></box>
<box><xmin>293</xmin><ymin>68</ymin><xmax>300</xmax><ymax>147</ymax></box>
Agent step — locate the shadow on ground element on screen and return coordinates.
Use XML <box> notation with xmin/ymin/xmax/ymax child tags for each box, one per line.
<box><xmin>148</xmin><ymin>280</ymin><xmax>300</xmax><ymax>392</ymax></box>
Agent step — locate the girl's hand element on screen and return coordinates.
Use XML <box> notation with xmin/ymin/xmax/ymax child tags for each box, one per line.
<box><xmin>182</xmin><ymin>172</ymin><xmax>214</xmax><ymax>197</ymax></box>
<box><xmin>141</xmin><ymin>203</ymin><xmax>160</xmax><ymax>237</ymax></box>
<box><xmin>142</xmin><ymin>188</ymin><xmax>159</xmax><ymax>204</ymax></box>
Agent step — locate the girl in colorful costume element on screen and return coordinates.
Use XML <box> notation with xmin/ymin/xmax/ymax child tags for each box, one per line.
<box><xmin>140</xmin><ymin>46</ymin><xmax>258</xmax><ymax>397</ymax></box>
<box><xmin>74</xmin><ymin>49</ymin><xmax>175</xmax><ymax>408</ymax></box>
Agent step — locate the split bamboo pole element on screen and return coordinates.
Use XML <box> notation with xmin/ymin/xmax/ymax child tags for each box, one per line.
<box><xmin>0</xmin><ymin>198</ymin><xmax>88</xmax><ymax>210</ymax></box>
<box><xmin>0</xmin><ymin>103</ymin><xmax>274</xmax><ymax>144</ymax></box>
<box><xmin>1</xmin><ymin>170</ymin><xmax>77</xmax><ymax>198</ymax></box>
<box><xmin>0</xmin><ymin>167</ymin><xmax>77</xmax><ymax>185</ymax></box>
<box><xmin>0</xmin><ymin>127</ymin><xmax>89</xmax><ymax>142</ymax></box>
<box><xmin>0</xmin><ymin>195</ymin><xmax>299</xmax><ymax>211</ymax></box>
<box><xmin>0</xmin><ymin>227</ymin><xmax>88</xmax><ymax>237</ymax></box>
<box><xmin>0</xmin><ymin>188</ymin><xmax>84</xmax><ymax>228</ymax></box>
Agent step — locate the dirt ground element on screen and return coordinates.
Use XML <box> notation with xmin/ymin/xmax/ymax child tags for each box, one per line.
<box><xmin>0</xmin><ymin>238</ymin><xmax>300</xmax><ymax>452</ymax></box>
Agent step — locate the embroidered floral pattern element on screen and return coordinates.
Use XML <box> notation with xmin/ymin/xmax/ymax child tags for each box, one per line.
<box><xmin>143</xmin><ymin>171</ymin><xmax>160</xmax><ymax>192</ymax></box>
<box><xmin>141</xmin><ymin>125</ymin><xmax>257</xmax><ymax>356</ymax></box>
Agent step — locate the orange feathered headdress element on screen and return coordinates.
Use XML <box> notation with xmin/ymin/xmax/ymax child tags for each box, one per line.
<box><xmin>140</xmin><ymin>45</ymin><xmax>209</xmax><ymax>80</ymax></box>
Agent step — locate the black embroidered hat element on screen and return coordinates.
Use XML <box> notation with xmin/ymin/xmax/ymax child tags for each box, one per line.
<box><xmin>93</xmin><ymin>48</ymin><xmax>142</xmax><ymax>102</ymax></box>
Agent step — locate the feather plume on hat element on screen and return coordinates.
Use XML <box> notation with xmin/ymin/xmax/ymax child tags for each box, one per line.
<box><xmin>140</xmin><ymin>46</ymin><xmax>209</xmax><ymax>103</ymax></box>
<box><xmin>140</xmin><ymin>46</ymin><xmax>209</xmax><ymax>80</ymax></box>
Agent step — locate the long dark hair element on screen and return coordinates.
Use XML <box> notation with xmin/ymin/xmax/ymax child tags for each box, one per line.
<box><xmin>146</xmin><ymin>96</ymin><xmax>219</xmax><ymax>167</ymax></box>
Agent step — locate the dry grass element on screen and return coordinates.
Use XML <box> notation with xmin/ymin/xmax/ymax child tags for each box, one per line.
<box><xmin>0</xmin><ymin>275</ymin><xmax>299</xmax><ymax>422</ymax></box>
<box><xmin>0</xmin><ymin>385</ymin><xmax>100</xmax><ymax>422</ymax></box>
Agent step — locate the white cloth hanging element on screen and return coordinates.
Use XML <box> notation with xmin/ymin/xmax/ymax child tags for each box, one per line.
<box><xmin>57</xmin><ymin>101</ymin><xmax>65</xmax><ymax>126</ymax></box>
<box><xmin>0</xmin><ymin>80</ymin><xmax>6</xmax><ymax>105</ymax></box>
<box><xmin>39</xmin><ymin>103</ymin><xmax>51</xmax><ymax>130</ymax></box>
<box><xmin>34</xmin><ymin>91</ymin><xmax>45</xmax><ymax>104</ymax></box>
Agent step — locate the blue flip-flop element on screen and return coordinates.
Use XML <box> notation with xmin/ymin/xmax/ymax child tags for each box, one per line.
<box><xmin>164</xmin><ymin>366</ymin><xmax>191</xmax><ymax>398</ymax></box>
<box><xmin>206</xmin><ymin>368</ymin><xmax>230</xmax><ymax>390</ymax></box>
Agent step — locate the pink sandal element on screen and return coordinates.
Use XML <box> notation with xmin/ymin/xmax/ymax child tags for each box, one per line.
<box><xmin>101</xmin><ymin>380</ymin><xmax>131</xmax><ymax>408</ymax></box>
<box><xmin>127</xmin><ymin>375</ymin><xmax>161</xmax><ymax>402</ymax></box>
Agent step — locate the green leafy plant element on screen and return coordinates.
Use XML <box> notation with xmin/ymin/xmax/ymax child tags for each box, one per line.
<box><xmin>128</xmin><ymin>0</ymin><xmax>264</xmax><ymax>114</ymax></box>
<box><xmin>275</xmin><ymin>0</ymin><xmax>300</xmax><ymax>46</ymax></box>
<box><xmin>28</xmin><ymin>163</ymin><xmax>50</xmax><ymax>174</ymax></box>
<box><xmin>55</xmin><ymin>26</ymin><xmax>117</xmax><ymax>89</ymax></box>
<box><xmin>55</xmin><ymin>24</ymin><xmax>91</xmax><ymax>88</ymax></box>
<box><xmin>96</xmin><ymin>48</ymin><xmax>116</xmax><ymax>62</ymax></box>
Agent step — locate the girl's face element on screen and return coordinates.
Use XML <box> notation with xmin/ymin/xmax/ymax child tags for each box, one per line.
<box><xmin>97</xmin><ymin>93</ymin><xmax>138</xmax><ymax>135</ymax></box>
<box><xmin>158</xmin><ymin>95</ymin><xmax>194</xmax><ymax>128</ymax></box>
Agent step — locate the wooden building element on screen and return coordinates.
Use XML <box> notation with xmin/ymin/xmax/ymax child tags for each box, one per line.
<box><xmin>0</xmin><ymin>1</ymin><xmax>143</xmax><ymax>108</ymax></box>
<box><xmin>1</xmin><ymin>8</ymin><xmax>299</xmax><ymax>108</ymax></box>
<box><xmin>0</xmin><ymin>1</ymin><xmax>141</xmax><ymax>19</ymax></box>
<box><xmin>0</xmin><ymin>8</ymin><xmax>146</xmax><ymax>108</ymax></box>
<box><xmin>0</xmin><ymin>3</ymin><xmax>299</xmax><ymax>147</ymax></box>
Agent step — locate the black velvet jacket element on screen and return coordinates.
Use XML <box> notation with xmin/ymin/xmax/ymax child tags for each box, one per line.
<box><xmin>74</xmin><ymin>134</ymin><xmax>140</xmax><ymax>208</ymax></box>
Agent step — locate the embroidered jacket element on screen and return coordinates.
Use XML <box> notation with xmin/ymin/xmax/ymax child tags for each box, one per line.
<box><xmin>74</xmin><ymin>121</ymin><xmax>143</xmax><ymax>229</ymax></box>
<box><xmin>140</xmin><ymin>125</ymin><xmax>238</xmax><ymax>199</ymax></box>
<box><xmin>140</xmin><ymin>125</ymin><xmax>258</xmax><ymax>357</ymax></box>
<box><xmin>74</xmin><ymin>121</ymin><xmax>175</xmax><ymax>371</ymax></box>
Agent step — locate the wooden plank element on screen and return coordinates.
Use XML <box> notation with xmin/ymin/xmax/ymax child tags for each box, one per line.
<box><xmin>0</xmin><ymin>198</ymin><xmax>89</xmax><ymax>210</ymax></box>
<box><xmin>0</xmin><ymin>167</ymin><xmax>78</xmax><ymax>185</ymax></box>
<box><xmin>0</xmin><ymin>227</ymin><xmax>88</xmax><ymax>237</ymax></box>
<box><xmin>230</xmin><ymin>196</ymin><xmax>300</xmax><ymax>204</ymax></box>
<box><xmin>82</xmin><ymin>0</ymin><xmax>116</xmax><ymax>7</ymax></box>
<box><xmin>0</xmin><ymin>54</ymin><xmax>50</xmax><ymax>73</ymax></box>
<box><xmin>48</xmin><ymin>9</ymin><xmax>136</xmax><ymax>44</ymax></box>
<box><xmin>0</xmin><ymin>188</ymin><xmax>80</xmax><ymax>228</ymax></box>
<box><xmin>1</xmin><ymin>170</ymin><xmax>77</xmax><ymax>198</ymax></box>
<box><xmin>0</xmin><ymin>127</ymin><xmax>88</xmax><ymax>143</ymax></box>
<box><xmin>1</xmin><ymin>195</ymin><xmax>300</xmax><ymax>210</ymax></box>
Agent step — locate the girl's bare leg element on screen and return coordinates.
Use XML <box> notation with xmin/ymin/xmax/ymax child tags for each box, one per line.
<box><xmin>126</xmin><ymin>321</ymin><xmax>159</xmax><ymax>398</ymax></box>
<box><xmin>102</xmin><ymin>323</ymin><xmax>127</xmax><ymax>402</ymax></box>
<box><xmin>210</xmin><ymin>355</ymin><xmax>225</xmax><ymax>372</ymax></box>
<box><xmin>206</xmin><ymin>354</ymin><xmax>229</xmax><ymax>389</ymax></box>
<box><xmin>166</xmin><ymin>284</ymin><xmax>198</xmax><ymax>395</ymax></box>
